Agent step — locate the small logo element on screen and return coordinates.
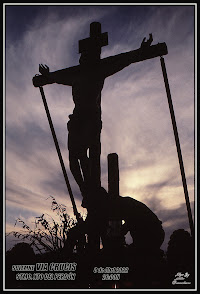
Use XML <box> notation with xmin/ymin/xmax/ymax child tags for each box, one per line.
<box><xmin>172</xmin><ymin>272</ymin><xmax>191</xmax><ymax>285</ymax></box>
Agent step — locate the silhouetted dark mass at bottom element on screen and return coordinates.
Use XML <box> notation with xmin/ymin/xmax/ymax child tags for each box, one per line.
<box><xmin>83</xmin><ymin>187</ymin><xmax>164</xmax><ymax>251</ymax></box>
<box><xmin>6</xmin><ymin>215</ymin><xmax>194</xmax><ymax>289</ymax></box>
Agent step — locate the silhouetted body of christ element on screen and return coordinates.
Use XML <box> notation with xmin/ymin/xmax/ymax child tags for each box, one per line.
<box><xmin>33</xmin><ymin>22</ymin><xmax>167</xmax><ymax>207</ymax></box>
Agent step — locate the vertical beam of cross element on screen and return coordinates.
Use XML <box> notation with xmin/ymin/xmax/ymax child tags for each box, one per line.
<box><xmin>108</xmin><ymin>153</ymin><xmax>119</xmax><ymax>197</ymax></box>
<box><xmin>79</xmin><ymin>22</ymin><xmax>108</xmax><ymax>53</ymax></box>
<box><xmin>107</xmin><ymin>153</ymin><xmax>122</xmax><ymax>239</ymax></box>
<box><xmin>160</xmin><ymin>57</ymin><xmax>194</xmax><ymax>237</ymax></box>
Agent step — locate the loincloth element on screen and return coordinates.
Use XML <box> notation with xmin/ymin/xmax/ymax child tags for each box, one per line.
<box><xmin>67</xmin><ymin>113</ymin><xmax>102</xmax><ymax>154</ymax></box>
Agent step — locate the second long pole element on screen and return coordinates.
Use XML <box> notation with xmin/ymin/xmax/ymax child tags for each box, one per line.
<box><xmin>160</xmin><ymin>57</ymin><xmax>194</xmax><ymax>237</ymax></box>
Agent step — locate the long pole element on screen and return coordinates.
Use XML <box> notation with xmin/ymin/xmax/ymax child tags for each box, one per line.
<box><xmin>39</xmin><ymin>86</ymin><xmax>79</xmax><ymax>221</ymax></box>
<box><xmin>160</xmin><ymin>57</ymin><xmax>194</xmax><ymax>237</ymax></box>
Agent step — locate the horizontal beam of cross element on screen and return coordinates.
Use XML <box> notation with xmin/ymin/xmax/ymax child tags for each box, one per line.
<box><xmin>33</xmin><ymin>42</ymin><xmax>167</xmax><ymax>88</ymax></box>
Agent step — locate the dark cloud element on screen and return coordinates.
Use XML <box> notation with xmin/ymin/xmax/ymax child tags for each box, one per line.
<box><xmin>6</xmin><ymin>120</ymin><xmax>52</xmax><ymax>156</ymax></box>
<box><xmin>6</xmin><ymin>183</ymin><xmax>45</xmax><ymax>205</ymax></box>
<box><xmin>40</xmin><ymin>168</ymin><xmax>83</xmax><ymax>203</ymax></box>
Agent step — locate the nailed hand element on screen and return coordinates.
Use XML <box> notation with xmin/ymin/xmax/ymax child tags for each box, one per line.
<box><xmin>140</xmin><ymin>33</ymin><xmax>153</xmax><ymax>49</ymax></box>
<box><xmin>39</xmin><ymin>64</ymin><xmax>50</xmax><ymax>75</ymax></box>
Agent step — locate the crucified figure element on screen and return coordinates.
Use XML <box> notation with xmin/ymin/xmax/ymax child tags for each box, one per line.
<box><xmin>33</xmin><ymin>22</ymin><xmax>167</xmax><ymax>208</ymax></box>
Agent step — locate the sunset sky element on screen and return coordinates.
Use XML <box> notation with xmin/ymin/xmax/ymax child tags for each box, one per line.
<box><xmin>4</xmin><ymin>4</ymin><xmax>196</xmax><ymax>251</ymax></box>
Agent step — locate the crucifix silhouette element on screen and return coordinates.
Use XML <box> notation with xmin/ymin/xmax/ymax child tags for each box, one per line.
<box><xmin>33</xmin><ymin>21</ymin><xmax>167</xmax><ymax>210</ymax></box>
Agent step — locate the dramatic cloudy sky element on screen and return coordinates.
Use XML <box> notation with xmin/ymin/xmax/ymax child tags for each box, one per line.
<box><xmin>5</xmin><ymin>4</ymin><xmax>195</xmax><ymax>251</ymax></box>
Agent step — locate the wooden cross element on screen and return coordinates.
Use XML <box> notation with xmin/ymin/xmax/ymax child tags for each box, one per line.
<box><xmin>32</xmin><ymin>22</ymin><xmax>167</xmax><ymax>88</ymax></box>
<box><xmin>32</xmin><ymin>21</ymin><xmax>168</xmax><ymax>207</ymax></box>
<box><xmin>32</xmin><ymin>20</ymin><xmax>168</xmax><ymax>217</ymax></box>
<box><xmin>33</xmin><ymin>22</ymin><xmax>168</xmax><ymax>250</ymax></box>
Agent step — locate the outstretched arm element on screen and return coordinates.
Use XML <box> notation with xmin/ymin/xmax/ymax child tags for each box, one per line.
<box><xmin>33</xmin><ymin>64</ymin><xmax>80</xmax><ymax>87</ymax></box>
<box><xmin>101</xmin><ymin>34</ymin><xmax>167</xmax><ymax>78</ymax></box>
